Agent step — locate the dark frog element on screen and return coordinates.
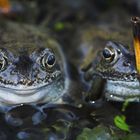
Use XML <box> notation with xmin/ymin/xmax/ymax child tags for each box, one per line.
<box><xmin>84</xmin><ymin>41</ymin><xmax>140</xmax><ymax>102</ymax></box>
<box><xmin>0</xmin><ymin>21</ymin><xmax>70</xmax><ymax>106</ymax></box>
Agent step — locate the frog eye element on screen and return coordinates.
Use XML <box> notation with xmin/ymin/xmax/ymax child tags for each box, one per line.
<box><xmin>0</xmin><ymin>53</ymin><xmax>7</xmax><ymax>71</ymax></box>
<box><xmin>41</xmin><ymin>53</ymin><xmax>56</xmax><ymax>70</ymax></box>
<box><xmin>102</xmin><ymin>47</ymin><xmax>115</xmax><ymax>62</ymax></box>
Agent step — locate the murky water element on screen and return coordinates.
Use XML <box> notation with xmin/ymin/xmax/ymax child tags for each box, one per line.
<box><xmin>2</xmin><ymin>101</ymin><xmax>140</xmax><ymax>139</ymax></box>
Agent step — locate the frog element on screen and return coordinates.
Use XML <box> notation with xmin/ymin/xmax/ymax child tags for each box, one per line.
<box><xmin>83</xmin><ymin>41</ymin><xmax>140</xmax><ymax>102</ymax></box>
<box><xmin>67</xmin><ymin>13</ymin><xmax>133</xmax><ymax>103</ymax></box>
<box><xmin>0</xmin><ymin>20</ymin><xmax>70</xmax><ymax>106</ymax></box>
<box><xmin>0</xmin><ymin>19</ymin><xmax>89</xmax><ymax>138</ymax></box>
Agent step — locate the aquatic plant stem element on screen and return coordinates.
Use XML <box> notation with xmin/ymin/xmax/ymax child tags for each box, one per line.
<box><xmin>131</xmin><ymin>16</ymin><xmax>140</xmax><ymax>74</ymax></box>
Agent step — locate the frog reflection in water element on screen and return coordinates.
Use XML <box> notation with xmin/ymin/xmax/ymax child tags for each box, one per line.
<box><xmin>0</xmin><ymin>21</ymin><xmax>69</xmax><ymax>106</ymax></box>
<box><xmin>85</xmin><ymin>41</ymin><xmax>140</xmax><ymax>102</ymax></box>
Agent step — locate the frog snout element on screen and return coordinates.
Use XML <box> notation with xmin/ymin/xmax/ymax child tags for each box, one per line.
<box><xmin>15</xmin><ymin>55</ymin><xmax>33</xmax><ymax>76</ymax></box>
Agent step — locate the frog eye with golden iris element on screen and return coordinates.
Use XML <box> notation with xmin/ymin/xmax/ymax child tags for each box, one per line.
<box><xmin>102</xmin><ymin>47</ymin><xmax>115</xmax><ymax>63</ymax></box>
<box><xmin>40</xmin><ymin>52</ymin><xmax>56</xmax><ymax>71</ymax></box>
<box><xmin>0</xmin><ymin>52</ymin><xmax>8</xmax><ymax>71</ymax></box>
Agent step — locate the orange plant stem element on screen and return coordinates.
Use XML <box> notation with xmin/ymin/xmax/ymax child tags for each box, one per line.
<box><xmin>131</xmin><ymin>17</ymin><xmax>140</xmax><ymax>74</ymax></box>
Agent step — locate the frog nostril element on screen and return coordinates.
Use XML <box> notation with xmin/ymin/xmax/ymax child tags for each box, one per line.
<box><xmin>131</xmin><ymin>72</ymin><xmax>136</xmax><ymax>77</ymax></box>
<box><xmin>123</xmin><ymin>60</ymin><xmax>131</xmax><ymax>67</ymax></box>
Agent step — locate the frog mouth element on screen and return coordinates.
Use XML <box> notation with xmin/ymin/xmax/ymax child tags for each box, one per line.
<box><xmin>0</xmin><ymin>84</ymin><xmax>49</xmax><ymax>95</ymax></box>
<box><xmin>0</xmin><ymin>71</ymin><xmax>63</xmax><ymax>95</ymax></box>
<box><xmin>0</xmin><ymin>74</ymin><xmax>64</xmax><ymax>95</ymax></box>
<box><xmin>95</xmin><ymin>71</ymin><xmax>138</xmax><ymax>82</ymax></box>
<box><xmin>1</xmin><ymin>83</ymin><xmax>53</xmax><ymax>95</ymax></box>
<box><xmin>0</xmin><ymin>76</ymin><xmax>69</xmax><ymax>105</ymax></box>
<box><xmin>105</xmin><ymin>80</ymin><xmax>140</xmax><ymax>102</ymax></box>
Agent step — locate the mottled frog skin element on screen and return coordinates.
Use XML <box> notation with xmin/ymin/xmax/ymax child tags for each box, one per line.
<box><xmin>85</xmin><ymin>41</ymin><xmax>140</xmax><ymax>102</ymax></box>
<box><xmin>0</xmin><ymin>21</ymin><xmax>69</xmax><ymax>105</ymax></box>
